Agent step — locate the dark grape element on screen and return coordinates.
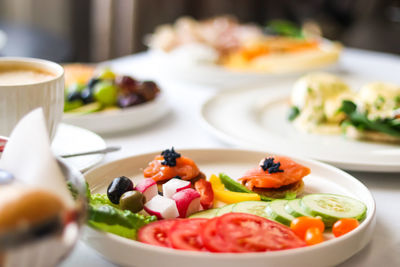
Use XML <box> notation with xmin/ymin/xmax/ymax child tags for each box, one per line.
<box><xmin>66</xmin><ymin>90</ymin><xmax>83</xmax><ymax>102</ymax></box>
<box><xmin>117</xmin><ymin>94</ymin><xmax>144</xmax><ymax>108</ymax></box>
<box><xmin>115</xmin><ymin>75</ymin><xmax>138</xmax><ymax>94</ymax></box>
<box><xmin>137</xmin><ymin>81</ymin><xmax>160</xmax><ymax>101</ymax></box>
<box><xmin>88</xmin><ymin>78</ymin><xmax>101</xmax><ymax>90</ymax></box>
<box><xmin>80</xmin><ymin>88</ymin><xmax>95</xmax><ymax>104</ymax></box>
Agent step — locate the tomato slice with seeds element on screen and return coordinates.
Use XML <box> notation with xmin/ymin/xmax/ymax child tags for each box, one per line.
<box><xmin>203</xmin><ymin>213</ymin><xmax>306</xmax><ymax>253</ymax></box>
<box><xmin>169</xmin><ymin>218</ymin><xmax>208</xmax><ymax>251</ymax></box>
<box><xmin>200</xmin><ymin>217</ymin><xmax>234</xmax><ymax>252</ymax></box>
<box><xmin>137</xmin><ymin>219</ymin><xmax>178</xmax><ymax>248</ymax></box>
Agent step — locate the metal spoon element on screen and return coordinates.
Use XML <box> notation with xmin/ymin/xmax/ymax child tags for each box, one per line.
<box><xmin>59</xmin><ymin>146</ymin><xmax>121</xmax><ymax>158</ymax></box>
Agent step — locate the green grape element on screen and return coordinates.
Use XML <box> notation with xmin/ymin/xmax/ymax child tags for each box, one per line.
<box><xmin>93</xmin><ymin>81</ymin><xmax>118</xmax><ymax>106</ymax></box>
<box><xmin>98</xmin><ymin>68</ymin><xmax>116</xmax><ymax>80</ymax></box>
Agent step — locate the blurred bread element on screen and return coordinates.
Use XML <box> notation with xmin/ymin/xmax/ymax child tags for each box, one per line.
<box><xmin>0</xmin><ymin>185</ymin><xmax>65</xmax><ymax>231</ymax></box>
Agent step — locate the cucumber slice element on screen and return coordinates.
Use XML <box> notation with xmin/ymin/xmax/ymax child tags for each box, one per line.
<box><xmin>285</xmin><ymin>199</ymin><xmax>312</xmax><ymax>218</ymax></box>
<box><xmin>216</xmin><ymin>203</ymin><xmax>237</xmax><ymax>216</ymax></box>
<box><xmin>232</xmin><ymin>201</ymin><xmax>270</xmax><ymax>219</ymax></box>
<box><xmin>301</xmin><ymin>194</ymin><xmax>367</xmax><ymax>227</ymax></box>
<box><xmin>265</xmin><ymin>200</ymin><xmax>295</xmax><ymax>226</ymax></box>
<box><xmin>189</xmin><ymin>208</ymin><xmax>219</xmax><ymax>218</ymax></box>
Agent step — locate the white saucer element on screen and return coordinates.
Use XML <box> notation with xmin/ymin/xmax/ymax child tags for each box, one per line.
<box><xmin>52</xmin><ymin>123</ymin><xmax>106</xmax><ymax>172</ymax></box>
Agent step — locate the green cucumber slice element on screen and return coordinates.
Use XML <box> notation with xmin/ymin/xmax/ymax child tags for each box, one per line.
<box><xmin>232</xmin><ymin>201</ymin><xmax>271</xmax><ymax>219</ymax></box>
<box><xmin>189</xmin><ymin>208</ymin><xmax>219</xmax><ymax>218</ymax></box>
<box><xmin>285</xmin><ymin>199</ymin><xmax>313</xmax><ymax>218</ymax></box>
<box><xmin>301</xmin><ymin>194</ymin><xmax>367</xmax><ymax>227</ymax></box>
<box><xmin>216</xmin><ymin>203</ymin><xmax>237</xmax><ymax>216</ymax></box>
<box><xmin>265</xmin><ymin>200</ymin><xmax>295</xmax><ymax>226</ymax></box>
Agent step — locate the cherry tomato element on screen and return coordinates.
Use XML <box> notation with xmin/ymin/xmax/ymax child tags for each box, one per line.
<box><xmin>332</xmin><ymin>218</ymin><xmax>359</xmax><ymax>237</ymax></box>
<box><xmin>290</xmin><ymin>216</ymin><xmax>325</xmax><ymax>239</ymax></box>
<box><xmin>137</xmin><ymin>219</ymin><xmax>178</xmax><ymax>247</ymax></box>
<box><xmin>194</xmin><ymin>179</ymin><xmax>214</xmax><ymax>210</ymax></box>
<box><xmin>305</xmin><ymin>227</ymin><xmax>324</xmax><ymax>245</ymax></box>
<box><xmin>202</xmin><ymin>213</ymin><xmax>306</xmax><ymax>253</ymax></box>
<box><xmin>169</xmin><ymin>218</ymin><xmax>208</xmax><ymax>251</ymax></box>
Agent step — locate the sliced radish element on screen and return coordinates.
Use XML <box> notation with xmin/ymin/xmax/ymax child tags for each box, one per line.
<box><xmin>144</xmin><ymin>195</ymin><xmax>179</xmax><ymax>219</ymax></box>
<box><xmin>135</xmin><ymin>178</ymin><xmax>158</xmax><ymax>202</ymax></box>
<box><xmin>172</xmin><ymin>188</ymin><xmax>201</xmax><ymax>218</ymax></box>
<box><xmin>162</xmin><ymin>178</ymin><xmax>191</xmax><ymax>198</ymax></box>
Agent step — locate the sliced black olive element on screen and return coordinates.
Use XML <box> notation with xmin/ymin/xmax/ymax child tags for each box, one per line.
<box><xmin>107</xmin><ymin>176</ymin><xmax>134</xmax><ymax>204</ymax></box>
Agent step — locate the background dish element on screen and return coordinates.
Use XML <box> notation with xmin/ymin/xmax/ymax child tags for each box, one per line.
<box><xmin>82</xmin><ymin>148</ymin><xmax>375</xmax><ymax>267</ymax></box>
<box><xmin>52</xmin><ymin>123</ymin><xmax>106</xmax><ymax>172</ymax></box>
<box><xmin>150</xmin><ymin>48</ymin><xmax>340</xmax><ymax>88</ymax></box>
<box><xmin>201</xmin><ymin>77</ymin><xmax>400</xmax><ymax>172</ymax></box>
<box><xmin>62</xmin><ymin>91</ymin><xmax>169</xmax><ymax>134</ymax></box>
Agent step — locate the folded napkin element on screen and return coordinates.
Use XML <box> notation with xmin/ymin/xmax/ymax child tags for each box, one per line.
<box><xmin>0</xmin><ymin>108</ymin><xmax>74</xmax><ymax>208</ymax></box>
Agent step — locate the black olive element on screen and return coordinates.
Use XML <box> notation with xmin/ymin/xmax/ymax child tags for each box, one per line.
<box><xmin>0</xmin><ymin>169</ymin><xmax>14</xmax><ymax>184</ymax></box>
<box><xmin>107</xmin><ymin>176</ymin><xmax>134</xmax><ymax>204</ymax></box>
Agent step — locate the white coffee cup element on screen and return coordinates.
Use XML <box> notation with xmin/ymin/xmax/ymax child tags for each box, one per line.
<box><xmin>0</xmin><ymin>57</ymin><xmax>64</xmax><ymax>139</ymax></box>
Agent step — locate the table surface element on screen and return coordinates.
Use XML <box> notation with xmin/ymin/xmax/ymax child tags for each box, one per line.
<box><xmin>61</xmin><ymin>49</ymin><xmax>400</xmax><ymax>267</ymax></box>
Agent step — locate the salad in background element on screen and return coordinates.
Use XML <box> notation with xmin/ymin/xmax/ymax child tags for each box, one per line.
<box><xmin>63</xmin><ymin>64</ymin><xmax>160</xmax><ymax>115</ymax></box>
<box><xmin>147</xmin><ymin>16</ymin><xmax>341</xmax><ymax>73</ymax></box>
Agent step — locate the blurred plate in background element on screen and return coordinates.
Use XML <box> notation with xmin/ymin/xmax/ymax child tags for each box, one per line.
<box><xmin>62</xmin><ymin>91</ymin><xmax>169</xmax><ymax>134</ymax></box>
<box><xmin>201</xmin><ymin>76</ymin><xmax>400</xmax><ymax>172</ymax></box>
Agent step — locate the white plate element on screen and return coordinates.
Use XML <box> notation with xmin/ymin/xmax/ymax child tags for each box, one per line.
<box><xmin>52</xmin><ymin>123</ymin><xmax>106</xmax><ymax>172</ymax></box>
<box><xmin>200</xmin><ymin>79</ymin><xmax>400</xmax><ymax>172</ymax></box>
<box><xmin>150</xmin><ymin>47</ymin><xmax>341</xmax><ymax>89</ymax></box>
<box><xmin>82</xmin><ymin>148</ymin><xmax>375</xmax><ymax>267</ymax></box>
<box><xmin>62</xmin><ymin>92</ymin><xmax>169</xmax><ymax>134</ymax></box>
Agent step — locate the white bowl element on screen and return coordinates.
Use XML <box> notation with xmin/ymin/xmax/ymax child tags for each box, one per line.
<box><xmin>62</xmin><ymin>92</ymin><xmax>169</xmax><ymax>134</ymax></box>
<box><xmin>82</xmin><ymin>148</ymin><xmax>375</xmax><ymax>267</ymax></box>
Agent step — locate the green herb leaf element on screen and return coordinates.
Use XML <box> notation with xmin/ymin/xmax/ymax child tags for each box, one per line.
<box><xmin>288</xmin><ymin>106</ymin><xmax>300</xmax><ymax>121</ymax></box>
<box><xmin>265</xmin><ymin>20</ymin><xmax>304</xmax><ymax>38</ymax></box>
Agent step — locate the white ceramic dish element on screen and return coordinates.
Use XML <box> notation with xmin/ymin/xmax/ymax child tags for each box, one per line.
<box><xmin>52</xmin><ymin>123</ymin><xmax>106</xmax><ymax>172</ymax></box>
<box><xmin>200</xmin><ymin>79</ymin><xmax>400</xmax><ymax>172</ymax></box>
<box><xmin>150</xmin><ymin>47</ymin><xmax>341</xmax><ymax>89</ymax></box>
<box><xmin>83</xmin><ymin>148</ymin><xmax>375</xmax><ymax>267</ymax></box>
<box><xmin>62</xmin><ymin>92</ymin><xmax>169</xmax><ymax>134</ymax></box>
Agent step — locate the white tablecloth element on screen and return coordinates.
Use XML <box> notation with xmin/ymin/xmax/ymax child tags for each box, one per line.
<box><xmin>61</xmin><ymin>49</ymin><xmax>400</xmax><ymax>267</ymax></box>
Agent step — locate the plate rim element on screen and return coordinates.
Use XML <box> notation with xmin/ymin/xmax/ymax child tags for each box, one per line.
<box><xmin>83</xmin><ymin>147</ymin><xmax>376</xmax><ymax>260</ymax></box>
<box><xmin>199</xmin><ymin>88</ymin><xmax>400</xmax><ymax>172</ymax></box>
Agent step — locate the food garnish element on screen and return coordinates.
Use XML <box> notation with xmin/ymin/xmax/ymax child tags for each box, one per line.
<box><xmin>160</xmin><ymin>147</ymin><xmax>181</xmax><ymax>167</ymax></box>
<box><xmin>260</xmin><ymin>157</ymin><xmax>284</xmax><ymax>173</ymax></box>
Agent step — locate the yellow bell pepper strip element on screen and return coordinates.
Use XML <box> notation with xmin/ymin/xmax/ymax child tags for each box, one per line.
<box><xmin>209</xmin><ymin>174</ymin><xmax>260</xmax><ymax>204</ymax></box>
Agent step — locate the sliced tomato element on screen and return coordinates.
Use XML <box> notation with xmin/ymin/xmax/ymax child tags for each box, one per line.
<box><xmin>137</xmin><ymin>219</ymin><xmax>178</xmax><ymax>248</ymax></box>
<box><xmin>239</xmin><ymin>156</ymin><xmax>310</xmax><ymax>189</ymax></box>
<box><xmin>203</xmin><ymin>213</ymin><xmax>306</xmax><ymax>253</ymax></box>
<box><xmin>200</xmin><ymin>216</ymin><xmax>234</xmax><ymax>252</ymax></box>
<box><xmin>143</xmin><ymin>156</ymin><xmax>200</xmax><ymax>182</ymax></box>
<box><xmin>194</xmin><ymin>179</ymin><xmax>214</xmax><ymax>210</ymax></box>
<box><xmin>169</xmin><ymin>218</ymin><xmax>208</xmax><ymax>251</ymax></box>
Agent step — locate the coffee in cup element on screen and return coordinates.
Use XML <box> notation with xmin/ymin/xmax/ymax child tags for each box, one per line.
<box><xmin>0</xmin><ymin>58</ymin><xmax>64</xmax><ymax>139</ymax></box>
